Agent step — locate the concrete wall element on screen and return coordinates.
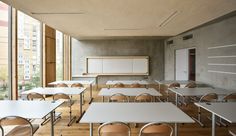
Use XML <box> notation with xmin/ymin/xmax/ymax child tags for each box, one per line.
<box><xmin>71</xmin><ymin>39</ymin><xmax>164</xmax><ymax>84</ymax></box>
<box><xmin>164</xmin><ymin>14</ymin><xmax>236</xmax><ymax>90</ymax></box>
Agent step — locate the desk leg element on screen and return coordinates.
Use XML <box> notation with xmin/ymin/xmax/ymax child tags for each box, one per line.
<box><xmin>102</xmin><ymin>96</ymin><xmax>104</xmax><ymax>102</ymax></box>
<box><xmin>212</xmin><ymin>114</ymin><xmax>215</xmax><ymax>136</ymax></box>
<box><xmin>167</xmin><ymin>88</ymin><xmax>169</xmax><ymax>102</ymax></box>
<box><xmin>89</xmin><ymin>84</ymin><xmax>93</xmax><ymax>104</ymax></box>
<box><xmin>175</xmin><ymin>93</ymin><xmax>178</xmax><ymax>106</ymax></box>
<box><xmin>90</xmin><ymin>123</ymin><xmax>93</xmax><ymax>136</ymax></box>
<box><xmin>76</xmin><ymin>93</ymin><xmax>85</xmax><ymax>123</ymax></box>
<box><xmin>50</xmin><ymin>111</ymin><xmax>54</xmax><ymax>136</ymax></box>
<box><xmin>175</xmin><ymin>123</ymin><xmax>178</xmax><ymax>136</ymax></box>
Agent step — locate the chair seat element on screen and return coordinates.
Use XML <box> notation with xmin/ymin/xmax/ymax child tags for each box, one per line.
<box><xmin>6</xmin><ymin>124</ymin><xmax>39</xmax><ymax>136</ymax></box>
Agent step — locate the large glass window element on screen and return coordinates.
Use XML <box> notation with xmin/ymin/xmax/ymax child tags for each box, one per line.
<box><xmin>0</xmin><ymin>2</ymin><xmax>9</xmax><ymax>100</ymax></box>
<box><xmin>17</xmin><ymin>11</ymin><xmax>41</xmax><ymax>96</ymax></box>
<box><xmin>56</xmin><ymin>30</ymin><xmax>63</xmax><ymax>80</ymax></box>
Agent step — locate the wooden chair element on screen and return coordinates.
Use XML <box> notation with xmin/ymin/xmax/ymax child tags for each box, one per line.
<box><xmin>98</xmin><ymin>121</ymin><xmax>131</xmax><ymax>136</ymax></box>
<box><xmin>135</xmin><ymin>93</ymin><xmax>153</xmax><ymax>102</ymax></box>
<box><xmin>185</xmin><ymin>82</ymin><xmax>197</xmax><ymax>88</ymax></box>
<box><xmin>53</xmin><ymin>93</ymin><xmax>76</xmax><ymax>126</ymax></box>
<box><xmin>166</xmin><ymin>82</ymin><xmax>180</xmax><ymax>102</ymax></box>
<box><xmin>169</xmin><ymin>82</ymin><xmax>180</xmax><ymax>88</ymax></box>
<box><xmin>57</xmin><ymin>83</ymin><xmax>68</xmax><ymax>87</ymax></box>
<box><xmin>109</xmin><ymin>93</ymin><xmax>129</xmax><ymax>102</ymax></box>
<box><xmin>113</xmin><ymin>83</ymin><xmax>125</xmax><ymax>88</ymax></box>
<box><xmin>192</xmin><ymin>93</ymin><xmax>218</xmax><ymax>127</ymax></box>
<box><xmin>71</xmin><ymin>83</ymin><xmax>83</xmax><ymax>88</ymax></box>
<box><xmin>0</xmin><ymin>116</ymin><xmax>39</xmax><ymax>136</ymax></box>
<box><xmin>130</xmin><ymin>83</ymin><xmax>143</xmax><ymax>88</ymax></box>
<box><xmin>27</xmin><ymin>93</ymin><xmax>50</xmax><ymax>125</ymax></box>
<box><xmin>139</xmin><ymin>122</ymin><xmax>173</xmax><ymax>136</ymax></box>
<box><xmin>223</xmin><ymin>92</ymin><xmax>236</xmax><ymax>102</ymax></box>
<box><xmin>27</xmin><ymin>92</ymin><xmax>45</xmax><ymax>101</ymax></box>
<box><xmin>71</xmin><ymin>83</ymin><xmax>84</xmax><ymax>100</ymax></box>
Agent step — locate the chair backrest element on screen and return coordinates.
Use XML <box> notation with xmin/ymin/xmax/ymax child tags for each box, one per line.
<box><xmin>0</xmin><ymin>116</ymin><xmax>33</xmax><ymax>136</ymax></box>
<box><xmin>168</xmin><ymin>82</ymin><xmax>180</xmax><ymax>88</ymax></box>
<box><xmin>130</xmin><ymin>83</ymin><xmax>143</xmax><ymax>88</ymax></box>
<box><xmin>27</xmin><ymin>92</ymin><xmax>45</xmax><ymax>101</ymax></box>
<box><xmin>223</xmin><ymin>93</ymin><xmax>236</xmax><ymax>102</ymax></box>
<box><xmin>185</xmin><ymin>82</ymin><xmax>197</xmax><ymax>88</ymax></box>
<box><xmin>139</xmin><ymin>122</ymin><xmax>173</xmax><ymax>136</ymax></box>
<box><xmin>113</xmin><ymin>83</ymin><xmax>125</xmax><ymax>88</ymax></box>
<box><xmin>109</xmin><ymin>93</ymin><xmax>129</xmax><ymax>102</ymax></box>
<box><xmin>135</xmin><ymin>93</ymin><xmax>153</xmax><ymax>102</ymax></box>
<box><xmin>57</xmin><ymin>83</ymin><xmax>68</xmax><ymax>87</ymax></box>
<box><xmin>98</xmin><ymin>121</ymin><xmax>131</xmax><ymax>136</ymax></box>
<box><xmin>53</xmin><ymin>93</ymin><xmax>70</xmax><ymax>100</ymax></box>
<box><xmin>71</xmin><ymin>83</ymin><xmax>83</xmax><ymax>88</ymax></box>
<box><xmin>199</xmin><ymin>93</ymin><xmax>218</xmax><ymax>102</ymax></box>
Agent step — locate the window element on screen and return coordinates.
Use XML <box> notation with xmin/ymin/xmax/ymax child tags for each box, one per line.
<box><xmin>56</xmin><ymin>30</ymin><xmax>63</xmax><ymax>80</ymax></box>
<box><xmin>17</xmin><ymin>11</ymin><xmax>41</xmax><ymax>96</ymax></box>
<box><xmin>0</xmin><ymin>2</ymin><xmax>9</xmax><ymax>100</ymax></box>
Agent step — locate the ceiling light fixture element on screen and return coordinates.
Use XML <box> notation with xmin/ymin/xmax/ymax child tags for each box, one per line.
<box><xmin>104</xmin><ymin>28</ymin><xmax>144</xmax><ymax>31</ymax></box>
<box><xmin>159</xmin><ymin>11</ymin><xmax>178</xmax><ymax>27</ymax></box>
<box><xmin>31</xmin><ymin>12</ymin><xmax>86</xmax><ymax>15</ymax></box>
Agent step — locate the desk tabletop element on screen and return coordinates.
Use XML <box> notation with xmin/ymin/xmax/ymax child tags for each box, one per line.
<box><xmin>80</xmin><ymin>102</ymin><xmax>194</xmax><ymax>123</ymax></box>
<box><xmin>48</xmin><ymin>80</ymin><xmax>94</xmax><ymax>85</ymax></box>
<box><xmin>106</xmin><ymin>80</ymin><xmax>149</xmax><ymax>85</ymax></box>
<box><xmin>72</xmin><ymin>75</ymin><xmax>98</xmax><ymax>78</ymax></box>
<box><xmin>21</xmin><ymin>87</ymin><xmax>86</xmax><ymax>95</ymax></box>
<box><xmin>99</xmin><ymin>88</ymin><xmax>161</xmax><ymax>96</ymax></box>
<box><xmin>195</xmin><ymin>102</ymin><xmax>236</xmax><ymax>123</ymax></box>
<box><xmin>0</xmin><ymin>100</ymin><xmax>63</xmax><ymax>119</ymax></box>
<box><xmin>168</xmin><ymin>87</ymin><xmax>233</xmax><ymax>96</ymax></box>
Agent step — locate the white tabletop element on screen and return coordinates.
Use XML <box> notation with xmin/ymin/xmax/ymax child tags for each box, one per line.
<box><xmin>195</xmin><ymin>102</ymin><xmax>236</xmax><ymax>123</ymax></box>
<box><xmin>72</xmin><ymin>75</ymin><xmax>98</xmax><ymax>78</ymax></box>
<box><xmin>0</xmin><ymin>100</ymin><xmax>63</xmax><ymax>119</ymax></box>
<box><xmin>80</xmin><ymin>102</ymin><xmax>194</xmax><ymax>123</ymax></box>
<box><xmin>48</xmin><ymin>80</ymin><xmax>94</xmax><ymax>86</ymax></box>
<box><xmin>106</xmin><ymin>80</ymin><xmax>149</xmax><ymax>85</ymax></box>
<box><xmin>155</xmin><ymin>80</ymin><xmax>207</xmax><ymax>87</ymax></box>
<box><xmin>21</xmin><ymin>87</ymin><xmax>86</xmax><ymax>95</ymax></box>
<box><xmin>168</xmin><ymin>87</ymin><xmax>233</xmax><ymax>96</ymax></box>
<box><xmin>99</xmin><ymin>88</ymin><xmax>162</xmax><ymax>96</ymax></box>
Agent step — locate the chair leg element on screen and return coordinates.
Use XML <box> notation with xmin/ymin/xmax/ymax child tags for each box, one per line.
<box><xmin>192</xmin><ymin>107</ymin><xmax>205</xmax><ymax>127</ymax></box>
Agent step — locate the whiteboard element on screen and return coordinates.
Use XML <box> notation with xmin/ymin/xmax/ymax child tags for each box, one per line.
<box><xmin>86</xmin><ymin>56</ymin><xmax>149</xmax><ymax>75</ymax></box>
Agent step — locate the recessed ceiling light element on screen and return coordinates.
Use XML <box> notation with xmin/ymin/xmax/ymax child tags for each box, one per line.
<box><xmin>159</xmin><ymin>11</ymin><xmax>179</xmax><ymax>27</ymax></box>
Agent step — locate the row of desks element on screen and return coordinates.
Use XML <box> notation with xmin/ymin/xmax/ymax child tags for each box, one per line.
<box><xmin>1</xmin><ymin>80</ymin><xmax>235</xmax><ymax>136</ymax></box>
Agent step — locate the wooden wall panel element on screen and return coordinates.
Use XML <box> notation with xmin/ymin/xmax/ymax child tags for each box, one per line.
<box><xmin>43</xmin><ymin>25</ymin><xmax>56</xmax><ymax>87</ymax></box>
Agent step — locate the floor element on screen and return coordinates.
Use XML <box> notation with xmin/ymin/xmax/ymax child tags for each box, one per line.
<box><xmin>33</xmin><ymin>86</ymin><xmax>235</xmax><ymax>136</ymax></box>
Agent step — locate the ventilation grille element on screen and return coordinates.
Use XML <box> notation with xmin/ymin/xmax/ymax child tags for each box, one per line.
<box><xmin>166</xmin><ymin>40</ymin><xmax>173</xmax><ymax>45</ymax></box>
<box><xmin>183</xmin><ymin>34</ymin><xmax>193</xmax><ymax>40</ymax></box>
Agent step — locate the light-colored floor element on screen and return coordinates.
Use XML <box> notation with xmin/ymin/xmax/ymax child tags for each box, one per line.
<box><xmin>33</xmin><ymin>86</ymin><xmax>235</xmax><ymax>136</ymax></box>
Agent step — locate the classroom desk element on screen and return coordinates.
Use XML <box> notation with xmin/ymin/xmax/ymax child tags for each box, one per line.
<box><xmin>195</xmin><ymin>102</ymin><xmax>236</xmax><ymax>136</ymax></box>
<box><xmin>48</xmin><ymin>80</ymin><xmax>94</xmax><ymax>103</ymax></box>
<box><xmin>72</xmin><ymin>74</ymin><xmax>99</xmax><ymax>91</ymax></box>
<box><xmin>80</xmin><ymin>102</ymin><xmax>194</xmax><ymax>136</ymax></box>
<box><xmin>106</xmin><ymin>80</ymin><xmax>149</xmax><ymax>88</ymax></box>
<box><xmin>168</xmin><ymin>87</ymin><xmax>234</xmax><ymax>106</ymax></box>
<box><xmin>21</xmin><ymin>87</ymin><xmax>86</xmax><ymax>122</ymax></box>
<box><xmin>0</xmin><ymin>100</ymin><xmax>63</xmax><ymax>136</ymax></box>
<box><xmin>99</xmin><ymin>88</ymin><xmax>162</xmax><ymax>102</ymax></box>
<box><xmin>155</xmin><ymin>80</ymin><xmax>207</xmax><ymax>91</ymax></box>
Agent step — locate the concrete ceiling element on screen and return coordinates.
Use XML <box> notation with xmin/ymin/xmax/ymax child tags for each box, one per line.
<box><xmin>2</xmin><ymin>0</ymin><xmax>236</xmax><ymax>39</ymax></box>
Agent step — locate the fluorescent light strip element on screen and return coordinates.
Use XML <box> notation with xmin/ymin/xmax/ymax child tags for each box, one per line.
<box><xmin>208</xmin><ymin>70</ymin><xmax>236</xmax><ymax>75</ymax></box>
<box><xmin>208</xmin><ymin>63</ymin><xmax>236</xmax><ymax>66</ymax></box>
<box><xmin>159</xmin><ymin>11</ymin><xmax>178</xmax><ymax>27</ymax></box>
<box><xmin>31</xmin><ymin>12</ymin><xmax>85</xmax><ymax>15</ymax></box>
<box><xmin>208</xmin><ymin>44</ymin><xmax>236</xmax><ymax>49</ymax></box>
<box><xmin>104</xmin><ymin>28</ymin><xmax>144</xmax><ymax>31</ymax></box>
<box><xmin>208</xmin><ymin>55</ymin><xmax>236</xmax><ymax>58</ymax></box>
